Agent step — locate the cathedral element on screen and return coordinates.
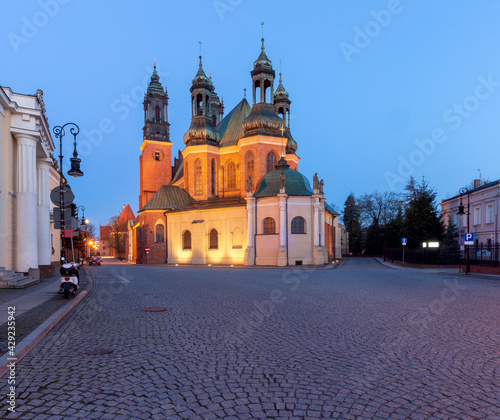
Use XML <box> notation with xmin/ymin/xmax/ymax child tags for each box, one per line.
<box><xmin>131</xmin><ymin>39</ymin><xmax>342</xmax><ymax>266</ymax></box>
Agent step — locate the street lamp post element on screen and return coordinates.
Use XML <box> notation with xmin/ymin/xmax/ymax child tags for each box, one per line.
<box><xmin>77</xmin><ymin>205</ymin><xmax>88</xmax><ymax>259</ymax></box>
<box><xmin>53</xmin><ymin>123</ymin><xmax>83</xmax><ymax>262</ymax></box>
<box><xmin>457</xmin><ymin>187</ymin><xmax>471</xmax><ymax>274</ymax></box>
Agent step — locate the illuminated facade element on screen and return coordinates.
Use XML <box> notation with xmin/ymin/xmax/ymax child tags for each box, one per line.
<box><xmin>134</xmin><ymin>41</ymin><xmax>341</xmax><ymax>265</ymax></box>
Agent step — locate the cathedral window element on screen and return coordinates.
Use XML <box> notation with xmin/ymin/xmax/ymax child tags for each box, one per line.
<box><xmin>245</xmin><ymin>152</ymin><xmax>254</xmax><ymax>185</ymax></box>
<box><xmin>155</xmin><ymin>106</ymin><xmax>160</xmax><ymax>120</ymax></box>
<box><xmin>182</xmin><ymin>230</ymin><xmax>192</xmax><ymax>250</ymax></box>
<box><xmin>209</xmin><ymin>229</ymin><xmax>218</xmax><ymax>249</ymax></box>
<box><xmin>291</xmin><ymin>217</ymin><xmax>306</xmax><ymax>234</ymax></box>
<box><xmin>184</xmin><ymin>162</ymin><xmax>189</xmax><ymax>190</ymax></box>
<box><xmin>196</xmin><ymin>94</ymin><xmax>203</xmax><ymax>115</ymax></box>
<box><xmin>211</xmin><ymin>159</ymin><xmax>216</xmax><ymax>196</ymax></box>
<box><xmin>227</xmin><ymin>161</ymin><xmax>236</xmax><ymax>191</ymax></box>
<box><xmin>154</xmin><ymin>151</ymin><xmax>160</xmax><ymax>161</ymax></box>
<box><xmin>155</xmin><ymin>223</ymin><xmax>165</xmax><ymax>243</ymax></box>
<box><xmin>266</xmin><ymin>152</ymin><xmax>277</xmax><ymax>173</ymax></box>
<box><xmin>263</xmin><ymin>218</ymin><xmax>276</xmax><ymax>234</ymax></box>
<box><xmin>194</xmin><ymin>159</ymin><xmax>202</xmax><ymax>196</ymax></box>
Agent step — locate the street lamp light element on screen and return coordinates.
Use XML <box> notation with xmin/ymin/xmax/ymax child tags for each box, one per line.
<box><xmin>457</xmin><ymin>187</ymin><xmax>470</xmax><ymax>274</ymax></box>
<box><xmin>53</xmin><ymin>123</ymin><xmax>83</xmax><ymax>261</ymax></box>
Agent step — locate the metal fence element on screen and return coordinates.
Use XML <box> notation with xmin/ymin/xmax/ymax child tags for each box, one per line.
<box><xmin>383</xmin><ymin>243</ymin><xmax>500</xmax><ymax>266</ymax></box>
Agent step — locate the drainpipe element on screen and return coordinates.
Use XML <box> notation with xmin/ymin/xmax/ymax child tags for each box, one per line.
<box><xmin>285</xmin><ymin>195</ymin><xmax>289</xmax><ymax>266</ymax></box>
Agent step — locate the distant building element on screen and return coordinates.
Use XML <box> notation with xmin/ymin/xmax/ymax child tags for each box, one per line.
<box><xmin>0</xmin><ymin>86</ymin><xmax>55</xmax><ymax>275</ymax></box>
<box><xmin>440</xmin><ymin>179</ymin><xmax>500</xmax><ymax>247</ymax></box>
<box><xmin>102</xmin><ymin>205</ymin><xmax>136</xmax><ymax>259</ymax></box>
<box><xmin>133</xmin><ymin>40</ymin><xmax>341</xmax><ymax>265</ymax></box>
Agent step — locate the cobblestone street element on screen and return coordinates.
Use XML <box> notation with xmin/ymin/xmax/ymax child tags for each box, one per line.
<box><xmin>1</xmin><ymin>258</ymin><xmax>499</xmax><ymax>419</ymax></box>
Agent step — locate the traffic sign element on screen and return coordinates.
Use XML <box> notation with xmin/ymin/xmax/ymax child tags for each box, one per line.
<box><xmin>145</xmin><ymin>247</ymin><xmax>150</xmax><ymax>254</ymax></box>
<box><xmin>53</xmin><ymin>207</ymin><xmax>72</xmax><ymax>223</ymax></box>
<box><xmin>64</xmin><ymin>229</ymin><xmax>74</xmax><ymax>238</ymax></box>
<box><xmin>464</xmin><ymin>232</ymin><xmax>474</xmax><ymax>245</ymax></box>
<box><xmin>401</xmin><ymin>237</ymin><xmax>407</xmax><ymax>246</ymax></box>
<box><xmin>50</xmin><ymin>186</ymin><xmax>74</xmax><ymax>207</ymax></box>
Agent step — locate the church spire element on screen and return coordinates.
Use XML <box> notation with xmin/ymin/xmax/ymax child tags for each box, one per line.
<box><xmin>143</xmin><ymin>62</ymin><xmax>170</xmax><ymax>142</ymax></box>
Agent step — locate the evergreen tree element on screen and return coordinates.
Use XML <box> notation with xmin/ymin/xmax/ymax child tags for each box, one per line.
<box><xmin>342</xmin><ymin>193</ymin><xmax>362</xmax><ymax>254</ymax></box>
<box><xmin>438</xmin><ymin>215</ymin><xmax>460</xmax><ymax>264</ymax></box>
<box><xmin>403</xmin><ymin>177</ymin><xmax>443</xmax><ymax>248</ymax></box>
<box><xmin>384</xmin><ymin>205</ymin><xmax>404</xmax><ymax>248</ymax></box>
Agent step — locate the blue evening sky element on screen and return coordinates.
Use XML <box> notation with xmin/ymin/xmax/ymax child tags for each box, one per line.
<box><xmin>3</xmin><ymin>1</ymin><xmax>500</xmax><ymax>231</ymax></box>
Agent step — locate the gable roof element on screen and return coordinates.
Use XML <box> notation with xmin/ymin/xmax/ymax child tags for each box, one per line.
<box><xmin>117</xmin><ymin>204</ymin><xmax>136</xmax><ymax>224</ymax></box>
<box><xmin>216</xmin><ymin>98</ymin><xmax>251</xmax><ymax>147</ymax></box>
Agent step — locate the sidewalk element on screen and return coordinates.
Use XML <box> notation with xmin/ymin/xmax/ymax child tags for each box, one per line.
<box><xmin>0</xmin><ymin>275</ymin><xmax>62</xmax><ymax>324</ymax></box>
<box><xmin>374</xmin><ymin>257</ymin><xmax>500</xmax><ymax>280</ymax></box>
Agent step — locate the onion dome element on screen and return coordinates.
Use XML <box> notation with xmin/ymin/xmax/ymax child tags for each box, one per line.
<box><xmin>183</xmin><ymin>116</ymin><xmax>219</xmax><ymax>145</ymax></box>
<box><xmin>284</xmin><ymin>127</ymin><xmax>297</xmax><ymax>154</ymax></box>
<box><xmin>253</xmin><ymin>38</ymin><xmax>273</xmax><ymax>72</ymax></box>
<box><xmin>147</xmin><ymin>65</ymin><xmax>166</xmax><ymax>96</ymax></box>
<box><xmin>253</xmin><ymin>157</ymin><xmax>313</xmax><ymax>198</ymax></box>
<box><xmin>274</xmin><ymin>73</ymin><xmax>289</xmax><ymax>100</ymax></box>
<box><xmin>242</xmin><ymin>102</ymin><xmax>284</xmax><ymax>137</ymax></box>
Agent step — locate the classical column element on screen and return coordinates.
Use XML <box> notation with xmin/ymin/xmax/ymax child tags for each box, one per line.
<box><xmin>15</xmin><ymin>134</ymin><xmax>38</xmax><ymax>272</ymax></box>
<box><xmin>37</xmin><ymin>158</ymin><xmax>52</xmax><ymax>266</ymax></box>
<box><xmin>244</xmin><ymin>196</ymin><xmax>255</xmax><ymax>265</ymax></box>
<box><xmin>313</xmin><ymin>201</ymin><xmax>319</xmax><ymax>247</ymax></box>
<box><xmin>279</xmin><ymin>197</ymin><xmax>286</xmax><ymax>247</ymax></box>
<box><xmin>319</xmin><ymin>205</ymin><xmax>325</xmax><ymax>247</ymax></box>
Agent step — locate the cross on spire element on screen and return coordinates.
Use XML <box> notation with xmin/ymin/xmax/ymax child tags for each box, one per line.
<box><xmin>153</xmin><ymin>57</ymin><xmax>157</xmax><ymax>69</ymax></box>
<box><xmin>243</xmin><ymin>87</ymin><xmax>247</xmax><ymax>98</ymax></box>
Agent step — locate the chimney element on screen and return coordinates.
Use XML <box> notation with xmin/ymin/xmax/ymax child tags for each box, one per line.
<box><xmin>474</xmin><ymin>179</ymin><xmax>481</xmax><ymax>188</ymax></box>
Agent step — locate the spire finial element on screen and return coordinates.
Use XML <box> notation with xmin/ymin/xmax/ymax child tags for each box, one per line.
<box><xmin>153</xmin><ymin>57</ymin><xmax>157</xmax><ymax>69</ymax></box>
<box><xmin>199</xmin><ymin>41</ymin><xmax>202</xmax><ymax>66</ymax></box>
<box><xmin>279</xmin><ymin>59</ymin><xmax>282</xmax><ymax>82</ymax></box>
<box><xmin>243</xmin><ymin>87</ymin><xmax>247</xmax><ymax>98</ymax></box>
<box><xmin>261</xmin><ymin>22</ymin><xmax>265</xmax><ymax>50</ymax></box>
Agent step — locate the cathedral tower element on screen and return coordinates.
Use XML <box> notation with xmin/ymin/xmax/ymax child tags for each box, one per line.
<box><xmin>139</xmin><ymin>64</ymin><xmax>173</xmax><ymax>208</ymax></box>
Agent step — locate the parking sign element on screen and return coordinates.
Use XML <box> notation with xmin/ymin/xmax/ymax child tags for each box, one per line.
<box><xmin>464</xmin><ymin>233</ymin><xmax>474</xmax><ymax>245</ymax></box>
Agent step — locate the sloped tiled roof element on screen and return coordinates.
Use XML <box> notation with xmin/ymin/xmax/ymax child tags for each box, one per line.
<box><xmin>325</xmin><ymin>202</ymin><xmax>339</xmax><ymax>215</ymax></box>
<box><xmin>171</xmin><ymin>159</ymin><xmax>184</xmax><ymax>185</ymax></box>
<box><xmin>117</xmin><ymin>204</ymin><xmax>136</xmax><ymax>224</ymax></box>
<box><xmin>216</xmin><ymin>98</ymin><xmax>251</xmax><ymax>147</ymax></box>
<box><xmin>139</xmin><ymin>185</ymin><xmax>195</xmax><ymax>212</ymax></box>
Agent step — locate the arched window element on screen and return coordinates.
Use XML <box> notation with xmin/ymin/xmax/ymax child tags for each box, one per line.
<box><xmin>155</xmin><ymin>223</ymin><xmax>165</xmax><ymax>243</ymax></box>
<box><xmin>245</xmin><ymin>151</ymin><xmax>254</xmax><ymax>186</ymax></box>
<box><xmin>232</xmin><ymin>227</ymin><xmax>242</xmax><ymax>249</ymax></box>
<box><xmin>196</xmin><ymin>94</ymin><xmax>203</xmax><ymax>115</ymax></box>
<box><xmin>194</xmin><ymin>159</ymin><xmax>202</xmax><ymax>196</ymax></box>
<box><xmin>209</xmin><ymin>229</ymin><xmax>218</xmax><ymax>249</ymax></box>
<box><xmin>182</xmin><ymin>230</ymin><xmax>192</xmax><ymax>250</ymax></box>
<box><xmin>212</xmin><ymin>114</ymin><xmax>217</xmax><ymax>127</ymax></box>
<box><xmin>227</xmin><ymin>161</ymin><xmax>236</xmax><ymax>191</ymax></box>
<box><xmin>155</xmin><ymin>105</ymin><xmax>160</xmax><ymax>120</ymax></box>
<box><xmin>266</xmin><ymin>152</ymin><xmax>277</xmax><ymax>173</ymax></box>
<box><xmin>211</xmin><ymin>159</ymin><xmax>216</xmax><ymax>196</ymax></box>
<box><xmin>291</xmin><ymin>216</ymin><xmax>306</xmax><ymax>234</ymax></box>
<box><xmin>263</xmin><ymin>217</ymin><xmax>276</xmax><ymax>234</ymax></box>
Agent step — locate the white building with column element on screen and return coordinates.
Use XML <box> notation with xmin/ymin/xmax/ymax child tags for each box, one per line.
<box><xmin>0</xmin><ymin>86</ymin><xmax>55</xmax><ymax>276</ymax></box>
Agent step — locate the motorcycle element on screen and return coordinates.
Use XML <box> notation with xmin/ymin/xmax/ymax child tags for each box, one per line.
<box><xmin>59</xmin><ymin>259</ymin><xmax>80</xmax><ymax>299</ymax></box>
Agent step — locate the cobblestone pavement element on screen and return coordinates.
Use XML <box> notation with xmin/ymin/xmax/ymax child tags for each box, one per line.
<box><xmin>1</xmin><ymin>259</ymin><xmax>499</xmax><ymax>419</ymax></box>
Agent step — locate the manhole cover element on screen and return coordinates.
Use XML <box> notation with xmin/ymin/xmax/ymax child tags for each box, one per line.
<box><xmin>86</xmin><ymin>349</ymin><xmax>114</xmax><ymax>355</ymax></box>
<box><xmin>141</xmin><ymin>307</ymin><xmax>168</xmax><ymax>312</ymax></box>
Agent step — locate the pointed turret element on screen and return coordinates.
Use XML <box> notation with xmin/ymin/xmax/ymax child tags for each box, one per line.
<box><xmin>183</xmin><ymin>55</ymin><xmax>220</xmax><ymax>146</ymax></box>
<box><xmin>143</xmin><ymin>64</ymin><xmax>170</xmax><ymax>142</ymax></box>
<box><xmin>273</xmin><ymin>72</ymin><xmax>297</xmax><ymax>153</ymax></box>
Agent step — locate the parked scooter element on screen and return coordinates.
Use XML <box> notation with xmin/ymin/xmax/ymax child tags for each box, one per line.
<box><xmin>59</xmin><ymin>258</ymin><xmax>79</xmax><ymax>299</ymax></box>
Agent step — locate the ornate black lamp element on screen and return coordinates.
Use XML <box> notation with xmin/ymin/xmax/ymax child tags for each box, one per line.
<box><xmin>53</xmin><ymin>123</ymin><xmax>83</xmax><ymax>261</ymax></box>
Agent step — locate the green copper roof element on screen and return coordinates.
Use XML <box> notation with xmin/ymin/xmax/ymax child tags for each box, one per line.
<box><xmin>325</xmin><ymin>202</ymin><xmax>339</xmax><ymax>215</ymax></box>
<box><xmin>139</xmin><ymin>185</ymin><xmax>195</xmax><ymax>212</ymax></box>
<box><xmin>254</xmin><ymin>158</ymin><xmax>313</xmax><ymax>198</ymax></box>
<box><xmin>147</xmin><ymin>66</ymin><xmax>166</xmax><ymax>96</ymax></box>
<box><xmin>216</xmin><ymin>98</ymin><xmax>251</xmax><ymax>147</ymax></box>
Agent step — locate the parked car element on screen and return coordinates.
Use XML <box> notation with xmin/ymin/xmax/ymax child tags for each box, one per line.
<box><xmin>89</xmin><ymin>256</ymin><xmax>101</xmax><ymax>266</ymax></box>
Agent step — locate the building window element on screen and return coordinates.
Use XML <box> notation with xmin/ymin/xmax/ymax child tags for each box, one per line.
<box><xmin>155</xmin><ymin>223</ymin><xmax>165</xmax><ymax>243</ymax></box>
<box><xmin>211</xmin><ymin>159</ymin><xmax>216</xmax><ymax>196</ymax></box>
<box><xmin>266</xmin><ymin>152</ymin><xmax>277</xmax><ymax>173</ymax></box>
<box><xmin>263</xmin><ymin>217</ymin><xmax>276</xmax><ymax>234</ymax></box>
<box><xmin>474</xmin><ymin>207</ymin><xmax>481</xmax><ymax>225</ymax></box>
<box><xmin>182</xmin><ymin>230</ymin><xmax>192</xmax><ymax>250</ymax></box>
<box><xmin>209</xmin><ymin>229</ymin><xmax>218</xmax><ymax>249</ymax></box>
<box><xmin>154</xmin><ymin>151</ymin><xmax>160</xmax><ymax>161</ymax></box>
<box><xmin>155</xmin><ymin>106</ymin><xmax>160</xmax><ymax>120</ymax></box>
<box><xmin>227</xmin><ymin>161</ymin><xmax>236</xmax><ymax>191</ymax></box>
<box><xmin>194</xmin><ymin>158</ymin><xmax>202</xmax><ymax>196</ymax></box>
<box><xmin>245</xmin><ymin>151</ymin><xmax>254</xmax><ymax>185</ymax></box>
<box><xmin>291</xmin><ymin>216</ymin><xmax>305</xmax><ymax>234</ymax></box>
<box><xmin>184</xmin><ymin>162</ymin><xmax>189</xmax><ymax>190</ymax></box>
<box><xmin>463</xmin><ymin>214</ymin><xmax>468</xmax><ymax>227</ymax></box>
<box><xmin>487</xmin><ymin>204</ymin><xmax>494</xmax><ymax>224</ymax></box>
<box><xmin>232</xmin><ymin>227</ymin><xmax>242</xmax><ymax>249</ymax></box>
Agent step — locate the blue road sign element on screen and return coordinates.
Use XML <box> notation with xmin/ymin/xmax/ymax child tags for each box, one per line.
<box><xmin>464</xmin><ymin>232</ymin><xmax>474</xmax><ymax>245</ymax></box>
<box><xmin>401</xmin><ymin>237</ymin><xmax>407</xmax><ymax>245</ymax></box>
